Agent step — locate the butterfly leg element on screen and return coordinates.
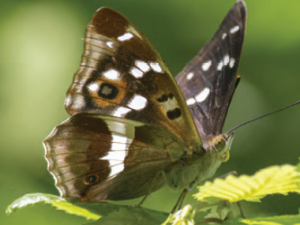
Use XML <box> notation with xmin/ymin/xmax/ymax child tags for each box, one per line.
<box><xmin>237</xmin><ymin>201</ymin><xmax>245</xmax><ymax>219</ymax></box>
<box><xmin>127</xmin><ymin>193</ymin><xmax>149</xmax><ymax>209</ymax></box>
<box><xmin>170</xmin><ymin>187</ymin><xmax>189</xmax><ymax>213</ymax></box>
<box><xmin>160</xmin><ymin>170</ymin><xmax>191</xmax><ymax>213</ymax></box>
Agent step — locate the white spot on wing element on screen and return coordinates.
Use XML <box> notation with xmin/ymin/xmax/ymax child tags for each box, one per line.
<box><xmin>110</xmin><ymin>143</ymin><xmax>127</xmax><ymax>151</ymax></box>
<box><xmin>113</xmin><ymin>107</ymin><xmax>131</xmax><ymax>117</ymax></box>
<box><xmin>230</xmin><ymin>25</ymin><xmax>240</xmax><ymax>34</ymax></box>
<box><xmin>186</xmin><ymin>98</ymin><xmax>196</xmax><ymax>105</ymax></box>
<box><xmin>117</xmin><ymin>32</ymin><xmax>133</xmax><ymax>41</ymax></box>
<box><xmin>101</xmin><ymin>127</ymin><xmax>134</xmax><ymax>177</ymax></box>
<box><xmin>186</xmin><ymin>72</ymin><xmax>194</xmax><ymax>80</ymax></box>
<box><xmin>130</xmin><ymin>67</ymin><xmax>143</xmax><ymax>78</ymax></box>
<box><xmin>65</xmin><ymin>94</ymin><xmax>72</xmax><ymax>106</ymax></box>
<box><xmin>223</xmin><ymin>55</ymin><xmax>230</xmax><ymax>66</ymax></box>
<box><xmin>159</xmin><ymin>96</ymin><xmax>180</xmax><ymax>120</ymax></box>
<box><xmin>195</xmin><ymin>88</ymin><xmax>210</xmax><ymax>103</ymax></box>
<box><xmin>126</xmin><ymin>26</ymin><xmax>142</xmax><ymax>39</ymax></box>
<box><xmin>112</xmin><ymin>134</ymin><xmax>128</xmax><ymax>144</ymax></box>
<box><xmin>150</xmin><ymin>62</ymin><xmax>162</xmax><ymax>73</ymax></box>
<box><xmin>229</xmin><ymin>58</ymin><xmax>235</xmax><ymax>68</ymax></box>
<box><xmin>72</xmin><ymin>95</ymin><xmax>85</xmax><ymax>109</ymax></box>
<box><xmin>135</xmin><ymin>60</ymin><xmax>150</xmax><ymax>72</ymax></box>
<box><xmin>102</xmin><ymin>69</ymin><xmax>120</xmax><ymax>80</ymax></box>
<box><xmin>217</xmin><ymin>61</ymin><xmax>223</xmax><ymax>71</ymax></box>
<box><xmin>88</xmin><ymin>82</ymin><xmax>99</xmax><ymax>92</ymax></box>
<box><xmin>106</xmin><ymin>121</ymin><xmax>127</xmax><ymax>136</ymax></box>
<box><xmin>202</xmin><ymin>60</ymin><xmax>212</xmax><ymax>71</ymax></box>
<box><xmin>222</xmin><ymin>33</ymin><xmax>227</xmax><ymax>39</ymax></box>
<box><xmin>106</xmin><ymin>41</ymin><xmax>114</xmax><ymax>48</ymax></box>
<box><xmin>128</xmin><ymin>94</ymin><xmax>147</xmax><ymax>110</ymax></box>
<box><xmin>110</xmin><ymin>164</ymin><xmax>124</xmax><ymax>177</ymax></box>
<box><xmin>101</xmin><ymin>143</ymin><xmax>126</xmax><ymax>177</ymax></box>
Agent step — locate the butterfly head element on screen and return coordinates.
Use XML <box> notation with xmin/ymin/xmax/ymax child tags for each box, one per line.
<box><xmin>213</xmin><ymin>133</ymin><xmax>235</xmax><ymax>162</ymax></box>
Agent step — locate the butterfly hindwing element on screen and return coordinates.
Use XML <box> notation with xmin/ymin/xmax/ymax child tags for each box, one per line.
<box><xmin>44</xmin><ymin>114</ymin><xmax>185</xmax><ymax>200</ymax></box>
<box><xmin>176</xmin><ymin>0</ymin><xmax>246</xmax><ymax>143</ymax></box>
<box><xmin>65</xmin><ymin>7</ymin><xmax>201</xmax><ymax>148</ymax></box>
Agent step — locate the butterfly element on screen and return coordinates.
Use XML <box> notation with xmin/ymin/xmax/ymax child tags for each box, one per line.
<box><xmin>44</xmin><ymin>0</ymin><xmax>246</xmax><ymax>207</ymax></box>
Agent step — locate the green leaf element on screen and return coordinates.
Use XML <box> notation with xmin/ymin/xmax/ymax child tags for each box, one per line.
<box><xmin>223</xmin><ymin>214</ymin><xmax>300</xmax><ymax>225</ymax></box>
<box><xmin>6</xmin><ymin>193</ymin><xmax>169</xmax><ymax>224</ymax></box>
<box><xmin>6</xmin><ymin>193</ymin><xmax>100</xmax><ymax>220</ymax></box>
<box><xmin>89</xmin><ymin>207</ymin><xmax>168</xmax><ymax>225</ymax></box>
<box><xmin>162</xmin><ymin>204</ymin><xmax>195</xmax><ymax>225</ymax></box>
<box><xmin>194</xmin><ymin>164</ymin><xmax>300</xmax><ymax>204</ymax></box>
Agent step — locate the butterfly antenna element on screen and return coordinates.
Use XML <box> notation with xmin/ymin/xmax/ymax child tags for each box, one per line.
<box><xmin>226</xmin><ymin>100</ymin><xmax>300</xmax><ymax>134</ymax></box>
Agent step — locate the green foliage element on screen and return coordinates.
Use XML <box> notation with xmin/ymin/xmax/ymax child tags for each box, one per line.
<box><xmin>6</xmin><ymin>193</ymin><xmax>100</xmax><ymax>220</ymax></box>
<box><xmin>6</xmin><ymin>193</ymin><xmax>169</xmax><ymax>225</ymax></box>
<box><xmin>163</xmin><ymin>205</ymin><xmax>195</xmax><ymax>225</ymax></box>
<box><xmin>194</xmin><ymin>163</ymin><xmax>300</xmax><ymax>204</ymax></box>
<box><xmin>224</xmin><ymin>215</ymin><xmax>300</xmax><ymax>225</ymax></box>
<box><xmin>88</xmin><ymin>207</ymin><xmax>168</xmax><ymax>225</ymax></box>
<box><xmin>6</xmin><ymin>162</ymin><xmax>300</xmax><ymax>224</ymax></box>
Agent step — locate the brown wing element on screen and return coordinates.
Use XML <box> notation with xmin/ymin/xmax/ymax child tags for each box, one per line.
<box><xmin>65</xmin><ymin>7</ymin><xmax>201</xmax><ymax>151</ymax></box>
<box><xmin>44</xmin><ymin>114</ymin><xmax>185</xmax><ymax>201</ymax></box>
<box><xmin>176</xmin><ymin>0</ymin><xmax>246</xmax><ymax>143</ymax></box>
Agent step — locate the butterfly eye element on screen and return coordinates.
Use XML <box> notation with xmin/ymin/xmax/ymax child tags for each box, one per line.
<box><xmin>85</xmin><ymin>175</ymin><xmax>99</xmax><ymax>185</ymax></box>
<box><xmin>213</xmin><ymin>136</ymin><xmax>226</xmax><ymax>152</ymax></box>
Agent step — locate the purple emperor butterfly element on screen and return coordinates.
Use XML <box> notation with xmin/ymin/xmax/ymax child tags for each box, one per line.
<box><xmin>44</xmin><ymin>1</ymin><xmax>246</xmax><ymax>205</ymax></box>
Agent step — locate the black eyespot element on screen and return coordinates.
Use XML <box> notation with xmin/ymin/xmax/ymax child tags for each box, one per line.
<box><xmin>168</xmin><ymin>93</ymin><xmax>174</xmax><ymax>99</ymax></box>
<box><xmin>157</xmin><ymin>94</ymin><xmax>168</xmax><ymax>102</ymax></box>
<box><xmin>85</xmin><ymin>175</ymin><xmax>97</xmax><ymax>185</ymax></box>
<box><xmin>98</xmin><ymin>83</ymin><xmax>118</xmax><ymax>100</ymax></box>
<box><xmin>167</xmin><ymin>108</ymin><xmax>181</xmax><ymax>120</ymax></box>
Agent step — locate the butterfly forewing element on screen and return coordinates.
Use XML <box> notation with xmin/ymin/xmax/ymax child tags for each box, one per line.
<box><xmin>176</xmin><ymin>0</ymin><xmax>246</xmax><ymax>144</ymax></box>
<box><xmin>65</xmin><ymin>7</ymin><xmax>201</xmax><ymax>149</ymax></box>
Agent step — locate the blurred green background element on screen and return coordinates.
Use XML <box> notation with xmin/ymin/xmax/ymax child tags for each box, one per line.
<box><xmin>2</xmin><ymin>0</ymin><xmax>300</xmax><ymax>224</ymax></box>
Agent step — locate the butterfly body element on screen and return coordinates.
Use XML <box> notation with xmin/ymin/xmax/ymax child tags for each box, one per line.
<box><xmin>44</xmin><ymin>1</ymin><xmax>246</xmax><ymax>203</ymax></box>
